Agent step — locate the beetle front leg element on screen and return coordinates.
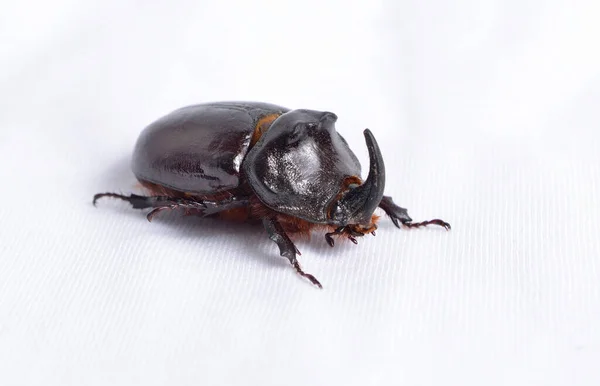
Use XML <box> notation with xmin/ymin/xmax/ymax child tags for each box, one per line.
<box><xmin>379</xmin><ymin>195</ymin><xmax>451</xmax><ymax>230</ymax></box>
<box><xmin>262</xmin><ymin>218</ymin><xmax>322</xmax><ymax>289</ymax></box>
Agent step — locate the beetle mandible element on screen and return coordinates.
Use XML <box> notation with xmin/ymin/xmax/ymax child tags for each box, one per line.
<box><xmin>94</xmin><ymin>102</ymin><xmax>450</xmax><ymax>288</ymax></box>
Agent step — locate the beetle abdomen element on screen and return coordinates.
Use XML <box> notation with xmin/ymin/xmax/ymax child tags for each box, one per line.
<box><xmin>132</xmin><ymin>102</ymin><xmax>288</xmax><ymax>194</ymax></box>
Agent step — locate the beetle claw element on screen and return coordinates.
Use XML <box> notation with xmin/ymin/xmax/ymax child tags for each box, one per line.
<box><xmin>92</xmin><ymin>194</ymin><xmax>102</xmax><ymax>206</ymax></box>
<box><xmin>301</xmin><ymin>272</ymin><xmax>323</xmax><ymax>289</ymax></box>
<box><xmin>292</xmin><ymin>260</ymin><xmax>322</xmax><ymax>289</ymax></box>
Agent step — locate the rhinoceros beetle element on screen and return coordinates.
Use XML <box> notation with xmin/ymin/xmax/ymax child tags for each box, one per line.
<box><xmin>94</xmin><ymin>102</ymin><xmax>450</xmax><ymax>288</ymax></box>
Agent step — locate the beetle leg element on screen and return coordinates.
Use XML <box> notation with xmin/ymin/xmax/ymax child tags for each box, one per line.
<box><xmin>200</xmin><ymin>197</ymin><xmax>249</xmax><ymax>216</ymax></box>
<box><xmin>93</xmin><ymin>192</ymin><xmax>177</xmax><ymax>209</ymax></box>
<box><xmin>402</xmin><ymin>219</ymin><xmax>450</xmax><ymax>229</ymax></box>
<box><xmin>262</xmin><ymin>218</ymin><xmax>322</xmax><ymax>289</ymax></box>
<box><xmin>93</xmin><ymin>192</ymin><xmax>249</xmax><ymax>221</ymax></box>
<box><xmin>146</xmin><ymin>205</ymin><xmax>185</xmax><ymax>222</ymax></box>
<box><xmin>379</xmin><ymin>196</ymin><xmax>451</xmax><ymax>230</ymax></box>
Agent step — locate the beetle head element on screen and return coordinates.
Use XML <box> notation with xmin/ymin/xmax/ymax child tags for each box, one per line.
<box><xmin>243</xmin><ymin>109</ymin><xmax>385</xmax><ymax>227</ymax></box>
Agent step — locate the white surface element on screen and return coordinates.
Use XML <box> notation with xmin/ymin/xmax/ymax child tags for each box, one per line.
<box><xmin>1</xmin><ymin>1</ymin><xmax>600</xmax><ymax>385</ymax></box>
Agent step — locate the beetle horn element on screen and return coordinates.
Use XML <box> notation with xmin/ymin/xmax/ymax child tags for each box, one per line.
<box><xmin>339</xmin><ymin>129</ymin><xmax>386</xmax><ymax>224</ymax></box>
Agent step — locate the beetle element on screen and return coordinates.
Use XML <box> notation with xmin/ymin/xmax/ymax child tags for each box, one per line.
<box><xmin>93</xmin><ymin>101</ymin><xmax>450</xmax><ymax>288</ymax></box>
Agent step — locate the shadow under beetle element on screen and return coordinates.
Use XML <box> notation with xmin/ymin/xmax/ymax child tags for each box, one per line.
<box><xmin>94</xmin><ymin>102</ymin><xmax>450</xmax><ymax>288</ymax></box>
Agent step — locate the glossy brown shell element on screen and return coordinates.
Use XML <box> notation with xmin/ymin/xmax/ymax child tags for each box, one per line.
<box><xmin>131</xmin><ymin>102</ymin><xmax>289</xmax><ymax>194</ymax></box>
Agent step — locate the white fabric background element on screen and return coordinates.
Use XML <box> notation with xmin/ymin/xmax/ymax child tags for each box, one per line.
<box><xmin>1</xmin><ymin>1</ymin><xmax>599</xmax><ymax>385</ymax></box>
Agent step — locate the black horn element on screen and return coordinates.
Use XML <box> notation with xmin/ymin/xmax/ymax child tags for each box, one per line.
<box><xmin>337</xmin><ymin>129</ymin><xmax>386</xmax><ymax>224</ymax></box>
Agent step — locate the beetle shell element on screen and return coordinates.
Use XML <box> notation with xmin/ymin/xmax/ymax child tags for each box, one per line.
<box><xmin>132</xmin><ymin>102</ymin><xmax>289</xmax><ymax>194</ymax></box>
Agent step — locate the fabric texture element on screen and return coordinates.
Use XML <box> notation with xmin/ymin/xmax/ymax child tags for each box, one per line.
<box><xmin>1</xmin><ymin>1</ymin><xmax>599</xmax><ymax>385</ymax></box>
